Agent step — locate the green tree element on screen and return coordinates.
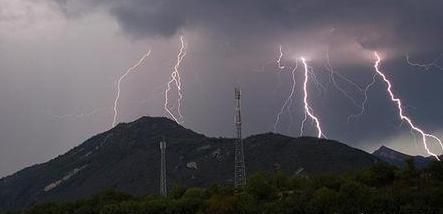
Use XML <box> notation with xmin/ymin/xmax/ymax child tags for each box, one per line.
<box><xmin>246</xmin><ymin>172</ymin><xmax>277</xmax><ymax>201</ymax></box>
<box><xmin>357</xmin><ymin>163</ymin><xmax>396</xmax><ymax>187</ymax></box>
<box><xmin>427</xmin><ymin>160</ymin><xmax>443</xmax><ymax>180</ymax></box>
<box><xmin>308</xmin><ymin>187</ymin><xmax>338</xmax><ymax>214</ymax></box>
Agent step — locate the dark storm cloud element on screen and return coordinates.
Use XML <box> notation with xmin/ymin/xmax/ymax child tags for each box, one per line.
<box><xmin>55</xmin><ymin>0</ymin><xmax>443</xmax><ymax>53</ymax></box>
<box><xmin>1</xmin><ymin>0</ymin><xmax>442</xmax><ymax>178</ymax></box>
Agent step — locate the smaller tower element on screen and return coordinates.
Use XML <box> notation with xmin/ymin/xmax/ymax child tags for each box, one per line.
<box><xmin>159</xmin><ymin>140</ymin><xmax>167</xmax><ymax>197</ymax></box>
<box><xmin>234</xmin><ymin>88</ymin><xmax>246</xmax><ymax>188</ymax></box>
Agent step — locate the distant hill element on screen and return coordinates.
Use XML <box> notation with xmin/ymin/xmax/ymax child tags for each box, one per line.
<box><xmin>0</xmin><ymin>117</ymin><xmax>378</xmax><ymax>211</ymax></box>
<box><xmin>372</xmin><ymin>145</ymin><xmax>433</xmax><ymax>168</ymax></box>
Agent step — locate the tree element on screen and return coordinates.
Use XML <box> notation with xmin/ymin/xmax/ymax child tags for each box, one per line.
<box><xmin>427</xmin><ymin>160</ymin><xmax>443</xmax><ymax>180</ymax></box>
<box><xmin>357</xmin><ymin>163</ymin><xmax>396</xmax><ymax>187</ymax></box>
<box><xmin>246</xmin><ymin>172</ymin><xmax>277</xmax><ymax>201</ymax></box>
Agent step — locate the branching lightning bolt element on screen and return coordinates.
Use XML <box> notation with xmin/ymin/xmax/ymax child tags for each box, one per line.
<box><xmin>373</xmin><ymin>51</ymin><xmax>442</xmax><ymax>160</ymax></box>
<box><xmin>307</xmin><ymin>66</ymin><xmax>328</xmax><ymax>94</ymax></box>
<box><xmin>347</xmin><ymin>72</ymin><xmax>377</xmax><ymax>122</ymax></box>
<box><xmin>273</xmin><ymin>61</ymin><xmax>298</xmax><ymax>133</ymax></box>
<box><xmin>272</xmin><ymin>45</ymin><xmax>287</xmax><ymax>96</ymax></box>
<box><xmin>300</xmin><ymin>57</ymin><xmax>324</xmax><ymax>138</ymax></box>
<box><xmin>276</xmin><ymin>45</ymin><xmax>285</xmax><ymax>70</ymax></box>
<box><xmin>406</xmin><ymin>54</ymin><xmax>443</xmax><ymax>71</ymax></box>
<box><xmin>164</xmin><ymin>35</ymin><xmax>187</xmax><ymax>124</ymax></box>
<box><xmin>112</xmin><ymin>49</ymin><xmax>152</xmax><ymax>128</ymax></box>
<box><xmin>324</xmin><ymin>51</ymin><xmax>378</xmax><ymax>123</ymax></box>
<box><xmin>325</xmin><ymin>51</ymin><xmax>365</xmax><ymax>109</ymax></box>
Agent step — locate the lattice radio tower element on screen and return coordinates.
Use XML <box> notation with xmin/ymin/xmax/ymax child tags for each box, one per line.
<box><xmin>159</xmin><ymin>139</ymin><xmax>167</xmax><ymax>197</ymax></box>
<box><xmin>234</xmin><ymin>88</ymin><xmax>246</xmax><ymax>188</ymax></box>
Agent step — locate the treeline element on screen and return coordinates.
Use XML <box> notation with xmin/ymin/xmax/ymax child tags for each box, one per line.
<box><xmin>5</xmin><ymin>159</ymin><xmax>443</xmax><ymax>214</ymax></box>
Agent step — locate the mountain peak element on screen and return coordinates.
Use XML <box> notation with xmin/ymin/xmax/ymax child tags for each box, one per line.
<box><xmin>0</xmin><ymin>117</ymin><xmax>378</xmax><ymax>211</ymax></box>
<box><xmin>108</xmin><ymin>116</ymin><xmax>203</xmax><ymax>140</ymax></box>
<box><xmin>373</xmin><ymin>145</ymin><xmax>409</xmax><ymax>160</ymax></box>
<box><xmin>374</xmin><ymin>145</ymin><xmax>402</xmax><ymax>154</ymax></box>
<box><xmin>372</xmin><ymin>145</ymin><xmax>433</xmax><ymax>168</ymax></box>
<box><xmin>114</xmin><ymin>116</ymin><xmax>178</xmax><ymax>128</ymax></box>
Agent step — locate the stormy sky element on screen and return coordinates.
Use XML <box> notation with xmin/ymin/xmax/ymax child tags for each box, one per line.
<box><xmin>1</xmin><ymin>0</ymin><xmax>443</xmax><ymax>177</ymax></box>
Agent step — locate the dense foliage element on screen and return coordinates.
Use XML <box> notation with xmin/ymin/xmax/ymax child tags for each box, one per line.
<box><xmin>5</xmin><ymin>160</ymin><xmax>443</xmax><ymax>214</ymax></box>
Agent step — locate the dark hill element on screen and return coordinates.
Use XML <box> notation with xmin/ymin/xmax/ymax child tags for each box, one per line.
<box><xmin>0</xmin><ymin>117</ymin><xmax>378</xmax><ymax>211</ymax></box>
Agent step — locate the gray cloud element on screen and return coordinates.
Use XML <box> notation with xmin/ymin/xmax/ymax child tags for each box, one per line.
<box><xmin>54</xmin><ymin>0</ymin><xmax>443</xmax><ymax>54</ymax></box>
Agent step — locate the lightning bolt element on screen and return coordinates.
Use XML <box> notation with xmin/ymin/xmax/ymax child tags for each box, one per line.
<box><xmin>324</xmin><ymin>51</ymin><xmax>378</xmax><ymax>123</ymax></box>
<box><xmin>306</xmin><ymin>64</ymin><xmax>328</xmax><ymax>95</ymax></box>
<box><xmin>272</xmin><ymin>46</ymin><xmax>287</xmax><ymax>96</ymax></box>
<box><xmin>276</xmin><ymin>45</ymin><xmax>285</xmax><ymax>70</ymax></box>
<box><xmin>406</xmin><ymin>54</ymin><xmax>443</xmax><ymax>71</ymax></box>
<box><xmin>273</xmin><ymin>61</ymin><xmax>298</xmax><ymax>133</ymax></box>
<box><xmin>346</xmin><ymin>72</ymin><xmax>377</xmax><ymax>122</ymax></box>
<box><xmin>300</xmin><ymin>57</ymin><xmax>324</xmax><ymax>138</ymax></box>
<box><xmin>112</xmin><ymin>49</ymin><xmax>152</xmax><ymax>127</ymax></box>
<box><xmin>373</xmin><ymin>51</ymin><xmax>442</xmax><ymax>160</ymax></box>
<box><xmin>325</xmin><ymin>51</ymin><xmax>365</xmax><ymax>110</ymax></box>
<box><xmin>164</xmin><ymin>35</ymin><xmax>187</xmax><ymax>124</ymax></box>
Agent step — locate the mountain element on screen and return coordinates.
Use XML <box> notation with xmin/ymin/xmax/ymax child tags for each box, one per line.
<box><xmin>372</xmin><ymin>145</ymin><xmax>432</xmax><ymax>168</ymax></box>
<box><xmin>0</xmin><ymin>117</ymin><xmax>378</xmax><ymax>211</ymax></box>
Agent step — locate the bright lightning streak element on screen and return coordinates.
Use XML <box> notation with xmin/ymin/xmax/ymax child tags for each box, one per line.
<box><xmin>112</xmin><ymin>49</ymin><xmax>152</xmax><ymax>128</ymax></box>
<box><xmin>406</xmin><ymin>54</ymin><xmax>443</xmax><ymax>71</ymax></box>
<box><xmin>272</xmin><ymin>46</ymin><xmax>287</xmax><ymax>96</ymax></box>
<box><xmin>276</xmin><ymin>45</ymin><xmax>285</xmax><ymax>70</ymax></box>
<box><xmin>373</xmin><ymin>51</ymin><xmax>442</xmax><ymax>160</ymax></box>
<box><xmin>164</xmin><ymin>35</ymin><xmax>187</xmax><ymax>124</ymax></box>
<box><xmin>273</xmin><ymin>61</ymin><xmax>298</xmax><ymax>133</ymax></box>
<box><xmin>300</xmin><ymin>57</ymin><xmax>324</xmax><ymax>138</ymax></box>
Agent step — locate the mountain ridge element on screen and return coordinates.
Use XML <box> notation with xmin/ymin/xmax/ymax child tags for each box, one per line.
<box><xmin>0</xmin><ymin>116</ymin><xmax>379</xmax><ymax>211</ymax></box>
<box><xmin>372</xmin><ymin>145</ymin><xmax>433</xmax><ymax>168</ymax></box>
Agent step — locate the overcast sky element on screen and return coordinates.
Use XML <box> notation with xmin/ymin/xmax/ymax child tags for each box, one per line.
<box><xmin>1</xmin><ymin>0</ymin><xmax>443</xmax><ymax>177</ymax></box>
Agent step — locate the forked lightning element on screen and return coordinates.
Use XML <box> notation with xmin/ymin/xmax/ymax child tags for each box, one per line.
<box><xmin>373</xmin><ymin>51</ymin><xmax>442</xmax><ymax>160</ymax></box>
<box><xmin>112</xmin><ymin>49</ymin><xmax>152</xmax><ymax>127</ymax></box>
<box><xmin>164</xmin><ymin>36</ymin><xmax>187</xmax><ymax>124</ymax></box>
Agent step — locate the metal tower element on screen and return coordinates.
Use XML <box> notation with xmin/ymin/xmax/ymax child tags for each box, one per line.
<box><xmin>159</xmin><ymin>140</ymin><xmax>167</xmax><ymax>197</ymax></box>
<box><xmin>234</xmin><ymin>88</ymin><xmax>246</xmax><ymax>188</ymax></box>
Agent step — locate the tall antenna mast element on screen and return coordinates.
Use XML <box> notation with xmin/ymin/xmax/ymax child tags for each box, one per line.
<box><xmin>234</xmin><ymin>88</ymin><xmax>246</xmax><ymax>188</ymax></box>
<box><xmin>159</xmin><ymin>139</ymin><xmax>167</xmax><ymax>197</ymax></box>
